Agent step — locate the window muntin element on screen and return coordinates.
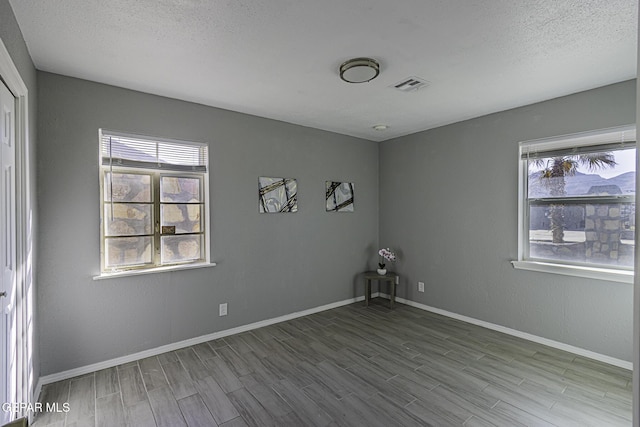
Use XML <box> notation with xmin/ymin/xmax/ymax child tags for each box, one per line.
<box><xmin>100</xmin><ymin>130</ymin><xmax>209</xmax><ymax>273</ymax></box>
<box><xmin>520</xmin><ymin>126</ymin><xmax>636</xmax><ymax>270</ymax></box>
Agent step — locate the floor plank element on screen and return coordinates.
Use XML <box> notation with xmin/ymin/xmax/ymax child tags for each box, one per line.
<box><xmin>123</xmin><ymin>399</ymin><xmax>157</xmax><ymax>427</ymax></box>
<box><xmin>194</xmin><ymin>375</ymin><xmax>239</xmax><ymax>425</ymax></box>
<box><xmin>238</xmin><ymin>373</ymin><xmax>292</xmax><ymax>418</ymax></box>
<box><xmin>32</xmin><ymin>380</ymin><xmax>70</xmax><ymax>426</ymax></box>
<box><xmin>162</xmin><ymin>361</ymin><xmax>197</xmax><ymax>401</ymax></box>
<box><xmin>177</xmin><ymin>394</ymin><xmax>217</xmax><ymax>427</ymax></box>
<box><xmin>176</xmin><ymin>348</ymin><xmax>210</xmax><ymax>381</ymax></box>
<box><xmin>96</xmin><ymin>392</ymin><xmax>125</xmax><ymax>427</ymax></box>
<box><xmin>95</xmin><ymin>367</ymin><xmax>119</xmax><ymax>398</ymax></box>
<box><xmin>227</xmin><ymin>387</ymin><xmax>275</xmax><ymax>427</ymax></box>
<box><xmin>202</xmin><ymin>356</ymin><xmax>243</xmax><ymax>393</ymax></box>
<box><xmin>139</xmin><ymin>356</ymin><xmax>169</xmax><ymax>392</ymax></box>
<box><xmin>65</xmin><ymin>376</ymin><xmax>95</xmax><ymax>424</ymax></box>
<box><xmin>270</xmin><ymin>379</ymin><xmax>333</xmax><ymax>427</ymax></box>
<box><xmin>147</xmin><ymin>386</ymin><xmax>187</xmax><ymax>427</ymax></box>
<box><xmin>118</xmin><ymin>365</ymin><xmax>147</xmax><ymax>407</ymax></box>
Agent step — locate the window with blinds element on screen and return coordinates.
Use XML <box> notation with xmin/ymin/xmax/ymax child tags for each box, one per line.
<box><xmin>519</xmin><ymin>125</ymin><xmax>636</xmax><ymax>270</ymax></box>
<box><xmin>99</xmin><ymin>129</ymin><xmax>209</xmax><ymax>273</ymax></box>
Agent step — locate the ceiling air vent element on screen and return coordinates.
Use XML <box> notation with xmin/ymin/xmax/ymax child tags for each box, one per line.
<box><xmin>392</xmin><ymin>76</ymin><xmax>429</xmax><ymax>92</ymax></box>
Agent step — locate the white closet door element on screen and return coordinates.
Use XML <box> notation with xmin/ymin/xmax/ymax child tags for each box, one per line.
<box><xmin>0</xmin><ymin>79</ymin><xmax>16</xmax><ymax>424</ymax></box>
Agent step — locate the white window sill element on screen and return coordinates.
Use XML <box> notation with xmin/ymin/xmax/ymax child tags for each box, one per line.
<box><xmin>511</xmin><ymin>260</ymin><xmax>633</xmax><ymax>284</ymax></box>
<box><xmin>93</xmin><ymin>262</ymin><xmax>217</xmax><ymax>281</ymax></box>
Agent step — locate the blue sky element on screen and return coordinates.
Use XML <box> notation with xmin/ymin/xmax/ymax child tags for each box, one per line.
<box><xmin>598</xmin><ymin>149</ymin><xmax>635</xmax><ymax>179</ymax></box>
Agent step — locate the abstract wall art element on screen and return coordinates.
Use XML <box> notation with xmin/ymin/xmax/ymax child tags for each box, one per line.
<box><xmin>326</xmin><ymin>181</ymin><xmax>354</xmax><ymax>212</ymax></box>
<box><xmin>259</xmin><ymin>177</ymin><xmax>298</xmax><ymax>213</ymax></box>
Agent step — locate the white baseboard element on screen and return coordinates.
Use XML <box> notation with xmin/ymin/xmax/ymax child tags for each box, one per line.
<box><xmin>34</xmin><ymin>291</ymin><xmax>631</xmax><ymax>402</ymax></box>
<box><xmin>386</xmin><ymin>294</ymin><xmax>633</xmax><ymax>371</ymax></box>
<box><xmin>34</xmin><ymin>294</ymin><xmax>372</xmax><ymax>399</ymax></box>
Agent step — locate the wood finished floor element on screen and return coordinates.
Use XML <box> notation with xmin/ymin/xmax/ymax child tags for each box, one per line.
<box><xmin>32</xmin><ymin>299</ymin><xmax>632</xmax><ymax>427</ymax></box>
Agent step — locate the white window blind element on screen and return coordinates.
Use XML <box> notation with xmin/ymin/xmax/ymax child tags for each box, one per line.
<box><xmin>520</xmin><ymin>125</ymin><xmax>636</xmax><ymax>160</ymax></box>
<box><xmin>100</xmin><ymin>129</ymin><xmax>208</xmax><ymax>172</ymax></box>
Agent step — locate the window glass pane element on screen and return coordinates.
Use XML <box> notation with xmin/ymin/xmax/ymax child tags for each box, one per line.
<box><xmin>105</xmin><ymin>236</ymin><xmax>153</xmax><ymax>267</ymax></box>
<box><xmin>104</xmin><ymin>204</ymin><xmax>153</xmax><ymax>236</ymax></box>
<box><xmin>161</xmin><ymin>176</ymin><xmax>201</xmax><ymax>202</ymax></box>
<box><xmin>527</xmin><ymin>148</ymin><xmax>636</xmax><ymax>199</ymax></box>
<box><xmin>161</xmin><ymin>235</ymin><xmax>202</xmax><ymax>263</ymax></box>
<box><xmin>161</xmin><ymin>204</ymin><xmax>202</xmax><ymax>234</ymax></box>
<box><xmin>104</xmin><ymin>172</ymin><xmax>152</xmax><ymax>202</ymax></box>
<box><xmin>529</xmin><ymin>202</ymin><xmax>635</xmax><ymax>267</ymax></box>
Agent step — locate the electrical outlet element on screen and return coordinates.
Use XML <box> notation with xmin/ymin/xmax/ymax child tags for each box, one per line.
<box><xmin>219</xmin><ymin>303</ymin><xmax>228</xmax><ymax>316</ymax></box>
<box><xmin>418</xmin><ymin>281</ymin><xmax>425</xmax><ymax>292</ymax></box>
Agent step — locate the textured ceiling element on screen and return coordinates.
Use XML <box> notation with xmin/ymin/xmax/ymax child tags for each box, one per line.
<box><xmin>8</xmin><ymin>0</ymin><xmax>638</xmax><ymax>141</ymax></box>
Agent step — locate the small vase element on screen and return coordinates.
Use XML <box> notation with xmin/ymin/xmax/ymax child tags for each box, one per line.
<box><xmin>377</xmin><ymin>268</ymin><xmax>387</xmax><ymax>275</ymax></box>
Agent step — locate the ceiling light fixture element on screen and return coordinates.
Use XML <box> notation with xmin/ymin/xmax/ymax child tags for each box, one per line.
<box><xmin>339</xmin><ymin>58</ymin><xmax>380</xmax><ymax>83</ymax></box>
<box><xmin>372</xmin><ymin>125</ymin><xmax>388</xmax><ymax>131</ymax></box>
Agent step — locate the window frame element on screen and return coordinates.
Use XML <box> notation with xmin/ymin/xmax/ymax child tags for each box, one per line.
<box><xmin>514</xmin><ymin>125</ymin><xmax>636</xmax><ymax>283</ymax></box>
<box><xmin>98</xmin><ymin>130</ymin><xmax>211</xmax><ymax>276</ymax></box>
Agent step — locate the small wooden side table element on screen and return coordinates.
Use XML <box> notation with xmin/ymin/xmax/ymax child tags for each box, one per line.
<box><xmin>363</xmin><ymin>271</ymin><xmax>399</xmax><ymax>309</ymax></box>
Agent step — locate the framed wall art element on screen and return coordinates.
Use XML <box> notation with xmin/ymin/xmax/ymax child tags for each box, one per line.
<box><xmin>259</xmin><ymin>176</ymin><xmax>298</xmax><ymax>213</ymax></box>
<box><xmin>326</xmin><ymin>181</ymin><xmax>354</xmax><ymax>212</ymax></box>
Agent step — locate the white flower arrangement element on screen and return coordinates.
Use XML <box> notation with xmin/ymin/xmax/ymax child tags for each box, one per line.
<box><xmin>378</xmin><ymin>248</ymin><xmax>397</xmax><ymax>269</ymax></box>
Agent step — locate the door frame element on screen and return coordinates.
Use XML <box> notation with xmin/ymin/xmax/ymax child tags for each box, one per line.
<box><xmin>0</xmin><ymin>37</ymin><xmax>33</xmax><ymax>418</ymax></box>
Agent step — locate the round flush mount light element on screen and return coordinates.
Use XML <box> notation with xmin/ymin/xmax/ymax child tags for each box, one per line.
<box><xmin>372</xmin><ymin>124</ymin><xmax>389</xmax><ymax>131</ymax></box>
<box><xmin>339</xmin><ymin>58</ymin><xmax>380</xmax><ymax>83</ymax></box>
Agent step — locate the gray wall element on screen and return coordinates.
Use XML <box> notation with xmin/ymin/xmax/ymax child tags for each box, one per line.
<box><xmin>37</xmin><ymin>72</ymin><xmax>379</xmax><ymax>376</ymax></box>
<box><xmin>380</xmin><ymin>80</ymin><xmax>636</xmax><ymax>362</ymax></box>
<box><xmin>0</xmin><ymin>0</ymin><xmax>39</xmax><ymax>394</ymax></box>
